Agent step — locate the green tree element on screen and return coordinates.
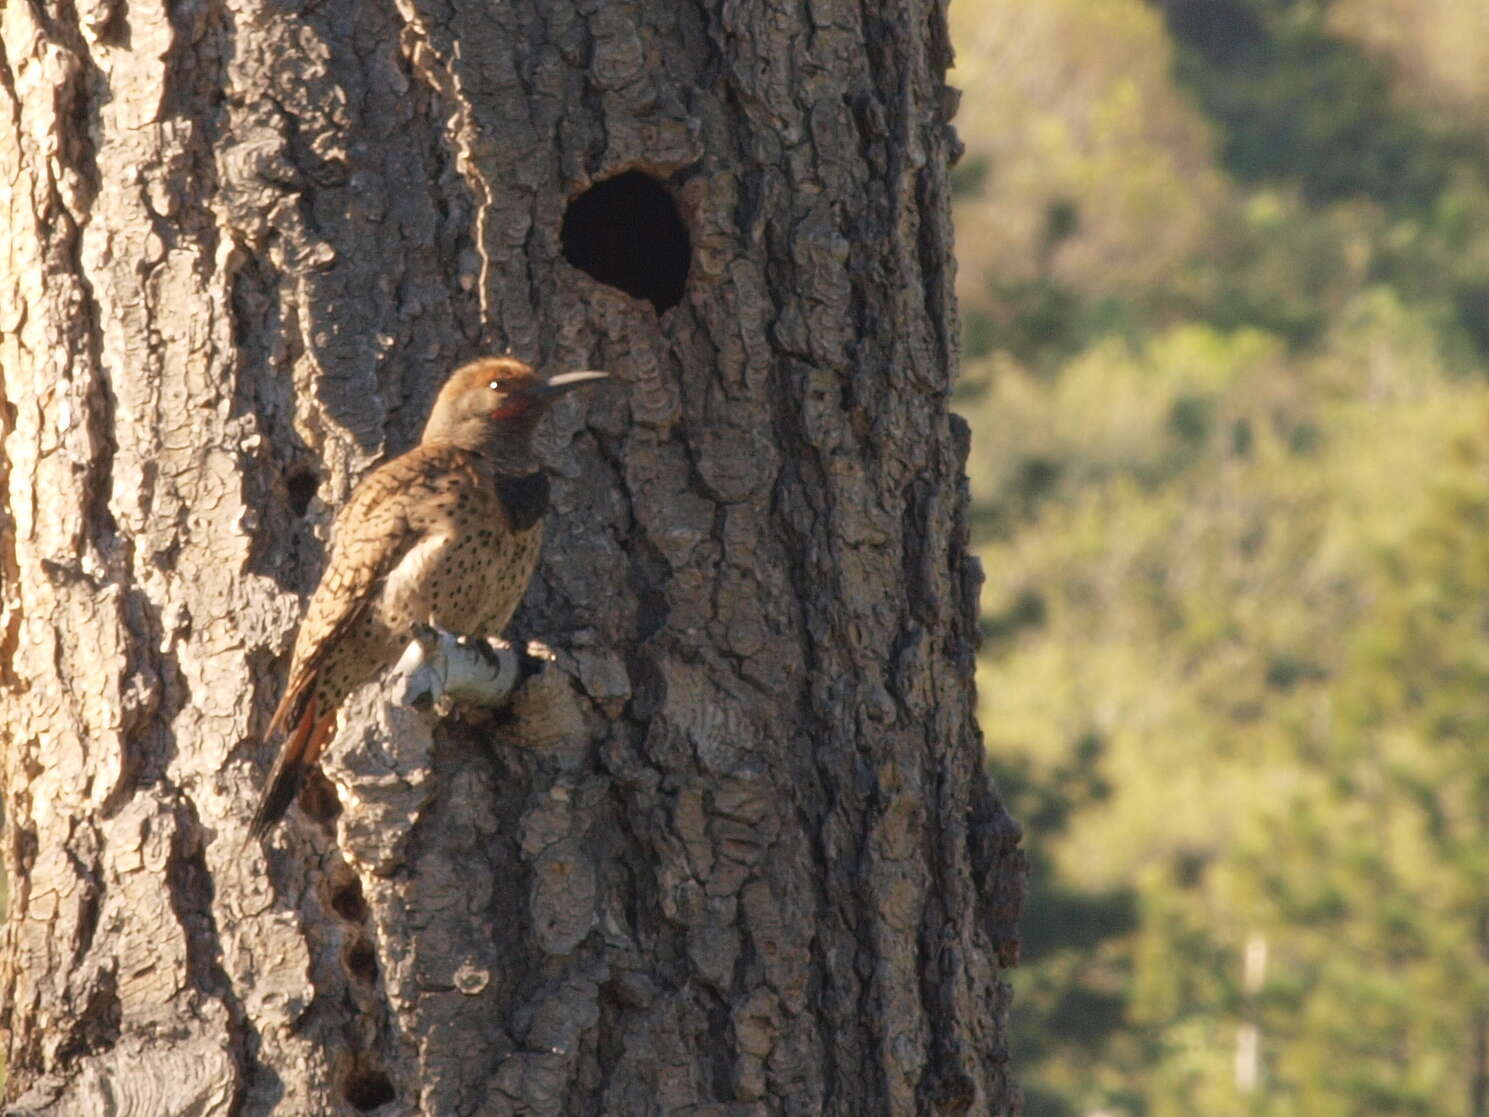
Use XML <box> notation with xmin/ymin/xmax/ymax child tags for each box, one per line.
<box><xmin>950</xmin><ymin>0</ymin><xmax>1489</xmax><ymax>1111</ymax></box>
<box><xmin>1236</xmin><ymin>410</ymin><xmax>1489</xmax><ymax>1115</ymax></box>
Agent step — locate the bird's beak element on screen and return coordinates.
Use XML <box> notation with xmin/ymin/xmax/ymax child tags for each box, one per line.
<box><xmin>535</xmin><ymin>370</ymin><xmax>610</xmax><ymax>398</ymax></box>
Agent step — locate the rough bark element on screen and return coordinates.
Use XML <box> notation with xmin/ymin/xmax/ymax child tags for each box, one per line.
<box><xmin>0</xmin><ymin>0</ymin><xmax>1025</xmax><ymax>1112</ymax></box>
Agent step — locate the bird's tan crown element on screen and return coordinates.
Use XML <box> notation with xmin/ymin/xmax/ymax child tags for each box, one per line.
<box><xmin>440</xmin><ymin>356</ymin><xmax>540</xmax><ymax>400</ymax></box>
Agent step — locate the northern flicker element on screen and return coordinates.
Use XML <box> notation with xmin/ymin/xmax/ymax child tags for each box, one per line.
<box><xmin>249</xmin><ymin>356</ymin><xmax>609</xmax><ymax>838</ymax></box>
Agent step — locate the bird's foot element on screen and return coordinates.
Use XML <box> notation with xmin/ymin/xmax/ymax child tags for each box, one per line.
<box><xmin>393</xmin><ymin>628</ymin><xmax>532</xmax><ymax>714</ymax></box>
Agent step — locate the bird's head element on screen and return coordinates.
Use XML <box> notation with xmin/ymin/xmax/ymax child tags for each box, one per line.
<box><xmin>422</xmin><ymin>356</ymin><xmax>609</xmax><ymax>463</ymax></box>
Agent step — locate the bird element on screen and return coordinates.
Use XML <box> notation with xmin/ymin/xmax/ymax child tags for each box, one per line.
<box><xmin>249</xmin><ymin>356</ymin><xmax>609</xmax><ymax>838</ymax></box>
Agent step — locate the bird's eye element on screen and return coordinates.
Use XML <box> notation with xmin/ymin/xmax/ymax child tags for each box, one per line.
<box><xmin>487</xmin><ymin>380</ymin><xmax>501</xmax><ymax>391</ymax></box>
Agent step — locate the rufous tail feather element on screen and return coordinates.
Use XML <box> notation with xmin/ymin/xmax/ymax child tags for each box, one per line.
<box><xmin>250</xmin><ymin>692</ymin><xmax>334</xmax><ymax>838</ymax></box>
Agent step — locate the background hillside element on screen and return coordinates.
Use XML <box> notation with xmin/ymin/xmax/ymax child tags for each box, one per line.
<box><xmin>950</xmin><ymin>1</ymin><xmax>1489</xmax><ymax>1113</ymax></box>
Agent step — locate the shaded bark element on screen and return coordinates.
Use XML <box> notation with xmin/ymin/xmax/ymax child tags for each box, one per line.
<box><xmin>0</xmin><ymin>0</ymin><xmax>1025</xmax><ymax>1112</ymax></box>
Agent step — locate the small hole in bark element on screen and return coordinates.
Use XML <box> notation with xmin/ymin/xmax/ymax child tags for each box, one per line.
<box><xmin>345</xmin><ymin>936</ymin><xmax>379</xmax><ymax>982</ymax></box>
<box><xmin>561</xmin><ymin>171</ymin><xmax>690</xmax><ymax>312</ymax></box>
<box><xmin>343</xmin><ymin>1068</ymin><xmax>396</xmax><ymax>1111</ymax></box>
<box><xmin>286</xmin><ymin>470</ymin><xmax>318</xmax><ymax>517</ymax></box>
<box><xmin>329</xmin><ymin>875</ymin><xmax>368</xmax><ymax>923</ymax></box>
<box><xmin>297</xmin><ymin>771</ymin><xmax>342</xmax><ymax>833</ymax></box>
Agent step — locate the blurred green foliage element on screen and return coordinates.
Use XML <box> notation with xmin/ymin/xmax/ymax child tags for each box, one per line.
<box><xmin>951</xmin><ymin>0</ymin><xmax>1489</xmax><ymax>1112</ymax></box>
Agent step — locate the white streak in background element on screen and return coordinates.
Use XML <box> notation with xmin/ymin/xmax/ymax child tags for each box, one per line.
<box><xmin>1236</xmin><ymin>933</ymin><xmax>1268</xmax><ymax>1093</ymax></box>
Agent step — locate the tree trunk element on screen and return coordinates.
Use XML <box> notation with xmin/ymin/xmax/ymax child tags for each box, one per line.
<box><xmin>0</xmin><ymin>0</ymin><xmax>1024</xmax><ymax>1112</ymax></box>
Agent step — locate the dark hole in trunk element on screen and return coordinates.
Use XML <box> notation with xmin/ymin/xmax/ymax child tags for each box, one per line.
<box><xmin>344</xmin><ymin>1068</ymin><xmax>395</xmax><ymax>1111</ymax></box>
<box><xmin>561</xmin><ymin>171</ymin><xmax>690</xmax><ymax>312</ymax></box>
